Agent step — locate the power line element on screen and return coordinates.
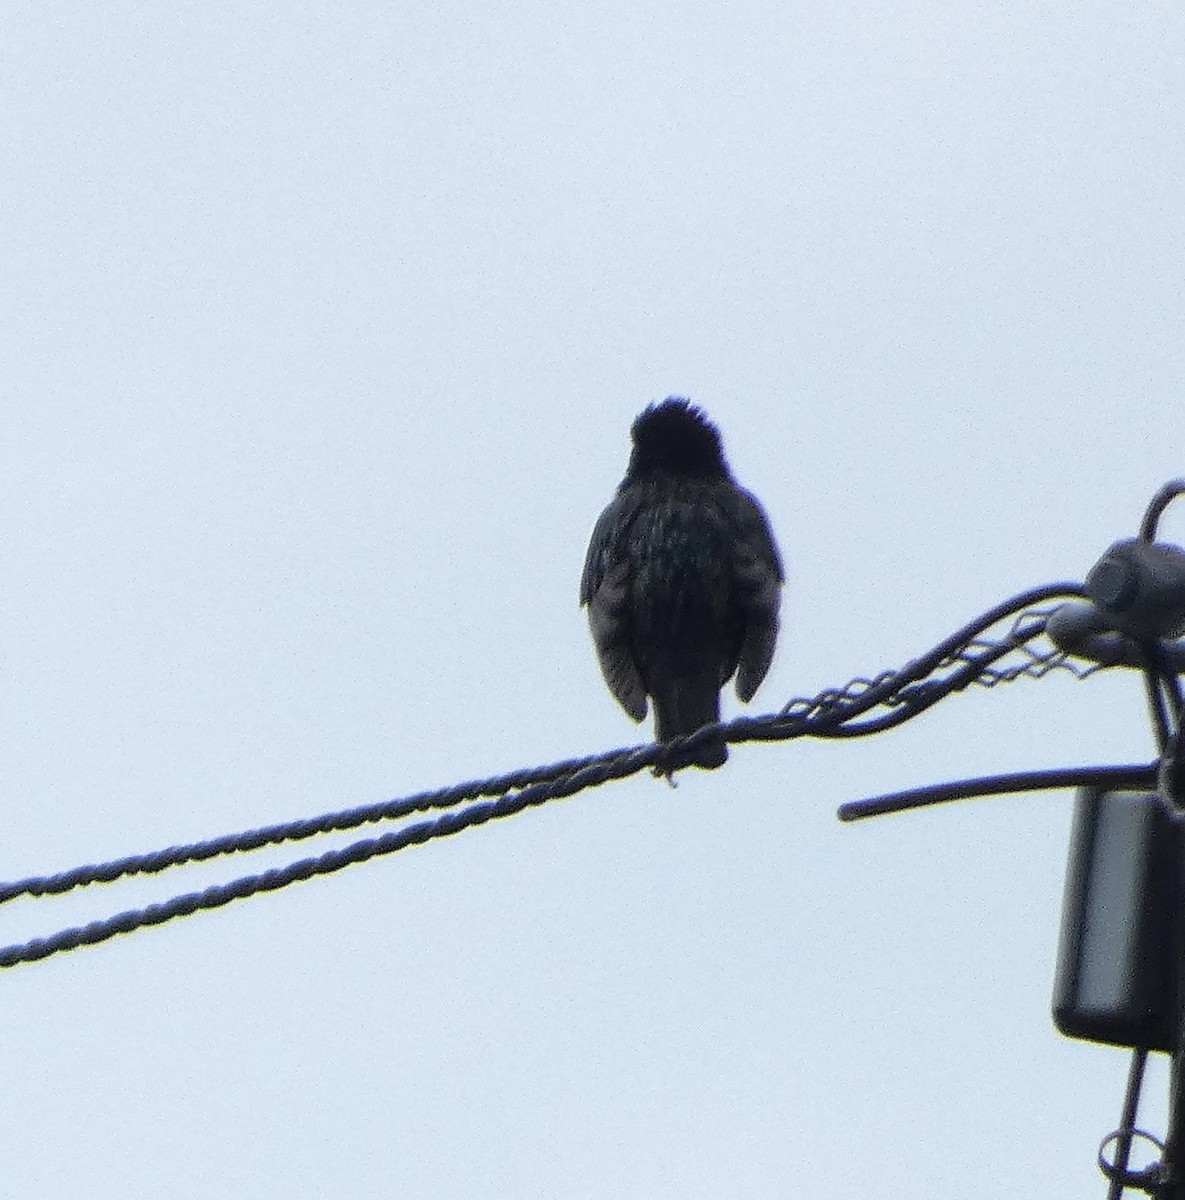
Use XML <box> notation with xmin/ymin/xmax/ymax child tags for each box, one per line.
<box><xmin>0</xmin><ymin>581</ymin><xmax>1090</xmax><ymax>968</ymax></box>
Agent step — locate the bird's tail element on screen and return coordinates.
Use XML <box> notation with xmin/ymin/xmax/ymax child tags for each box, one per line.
<box><xmin>653</xmin><ymin>677</ymin><xmax>727</xmax><ymax>770</ymax></box>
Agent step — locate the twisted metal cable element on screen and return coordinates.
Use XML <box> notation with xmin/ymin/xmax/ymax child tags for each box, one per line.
<box><xmin>0</xmin><ymin>748</ymin><xmax>630</xmax><ymax>905</ymax></box>
<box><xmin>0</xmin><ymin>582</ymin><xmax>1087</xmax><ymax>907</ymax></box>
<box><xmin>0</xmin><ymin>747</ymin><xmax>658</xmax><ymax>967</ymax></box>
<box><xmin>0</xmin><ymin>581</ymin><xmax>1093</xmax><ymax>968</ymax></box>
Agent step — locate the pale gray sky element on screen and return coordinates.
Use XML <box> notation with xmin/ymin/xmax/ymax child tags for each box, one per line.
<box><xmin>2</xmin><ymin>3</ymin><xmax>1184</xmax><ymax>1197</ymax></box>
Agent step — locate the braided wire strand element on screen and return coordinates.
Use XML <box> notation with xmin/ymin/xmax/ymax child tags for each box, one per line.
<box><xmin>0</xmin><ymin>753</ymin><xmax>646</xmax><ymax>967</ymax></box>
<box><xmin>0</xmin><ymin>747</ymin><xmax>631</xmax><ymax>905</ymax></box>
<box><xmin>0</xmin><ymin>581</ymin><xmax>1094</xmax><ymax>967</ymax></box>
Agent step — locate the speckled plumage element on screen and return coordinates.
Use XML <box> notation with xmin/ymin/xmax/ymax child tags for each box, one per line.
<box><xmin>580</xmin><ymin>399</ymin><xmax>783</xmax><ymax>770</ymax></box>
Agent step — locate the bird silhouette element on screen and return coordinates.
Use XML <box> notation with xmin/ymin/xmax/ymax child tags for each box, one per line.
<box><xmin>580</xmin><ymin>398</ymin><xmax>783</xmax><ymax>770</ymax></box>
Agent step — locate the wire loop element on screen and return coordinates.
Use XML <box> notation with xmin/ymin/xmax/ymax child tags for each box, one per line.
<box><xmin>1140</xmin><ymin>479</ymin><xmax>1185</xmax><ymax>543</ymax></box>
<box><xmin>1098</xmin><ymin>1128</ymin><xmax>1164</xmax><ymax>1194</ymax></box>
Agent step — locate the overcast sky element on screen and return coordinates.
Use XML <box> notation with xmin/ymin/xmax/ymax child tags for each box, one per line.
<box><xmin>3</xmin><ymin>3</ymin><xmax>1184</xmax><ymax>1197</ymax></box>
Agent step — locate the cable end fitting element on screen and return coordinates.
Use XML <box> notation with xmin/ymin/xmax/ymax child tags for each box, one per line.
<box><xmin>1086</xmin><ymin>539</ymin><xmax>1185</xmax><ymax>641</ymax></box>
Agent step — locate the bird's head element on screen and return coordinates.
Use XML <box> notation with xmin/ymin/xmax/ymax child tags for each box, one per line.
<box><xmin>627</xmin><ymin>397</ymin><xmax>729</xmax><ymax>480</ymax></box>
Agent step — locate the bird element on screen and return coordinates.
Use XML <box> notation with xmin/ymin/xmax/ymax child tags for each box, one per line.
<box><xmin>580</xmin><ymin>398</ymin><xmax>783</xmax><ymax>770</ymax></box>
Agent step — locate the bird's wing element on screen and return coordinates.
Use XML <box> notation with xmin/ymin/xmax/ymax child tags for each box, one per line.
<box><xmin>730</xmin><ymin>488</ymin><xmax>783</xmax><ymax>582</ymax></box>
<box><xmin>729</xmin><ymin>489</ymin><xmax>783</xmax><ymax>702</ymax></box>
<box><xmin>587</xmin><ymin>559</ymin><xmax>648</xmax><ymax>721</ymax></box>
<box><xmin>579</xmin><ymin>493</ymin><xmax>637</xmax><ymax>603</ymax></box>
<box><xmin>580</xmin><ymin>494</ymin><xmax>647</xmax><ymax>722</ymax></box>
